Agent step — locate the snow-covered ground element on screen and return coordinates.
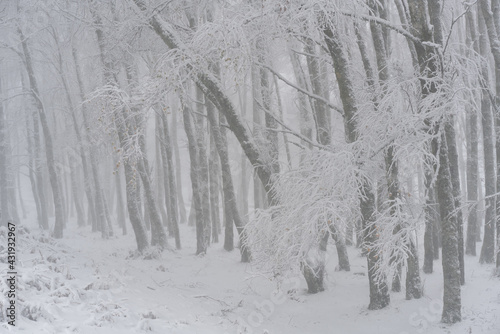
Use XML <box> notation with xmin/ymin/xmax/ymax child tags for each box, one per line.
<box><xmin>1</xmin><ymin>219</ymin><xmax>499</xmax><ymax>334</ymax></box>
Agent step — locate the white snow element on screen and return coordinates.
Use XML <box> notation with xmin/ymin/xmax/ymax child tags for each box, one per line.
<box><xmin>2</xmin><ymin>219</ymin><xmax>499</xmax><ymax>334</ymax></box>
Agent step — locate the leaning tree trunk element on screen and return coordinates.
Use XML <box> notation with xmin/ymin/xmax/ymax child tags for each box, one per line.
<box><xmin>19</xmin><ymin>28</ymin><xmax>64</xmax><ymax>238</ymax></box>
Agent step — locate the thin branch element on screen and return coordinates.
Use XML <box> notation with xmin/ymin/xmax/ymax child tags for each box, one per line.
<box><xmin>339</xmin><ymin>11</ymin><xmax>440</xmax><ymax>49</ymax></box>
<box><xmin>256</xmin><ymin>62</ymin><xmax>344</xmax><ymax>116</ymax></box>
<box><xmin>254</xmin><ymin>99</ymin><xmax>326</xmax><ymax>150</ymax></box>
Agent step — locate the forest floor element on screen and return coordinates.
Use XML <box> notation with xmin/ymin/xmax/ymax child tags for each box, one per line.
<box><xmin>1</xmin><ymin>219</ymin><xmax>499</xmax><ymax>334</ymax></box>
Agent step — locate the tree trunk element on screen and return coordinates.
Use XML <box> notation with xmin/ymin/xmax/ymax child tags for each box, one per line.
<box><xmin>184</xmin><ymin>104</ymin><xmax>207</xmax><ymax>255</ymax></box>
<box><xmin>207</xmin><ymin>100</ymin><xmax>251</xmax><ymax>262</ymax></box>
<box><xmin>436</xmin><ymin>130</ymin><xmax>462</xmax><ymax>323</ymax></box>
<box><xmin>480</xmin><ymin>0</ymin><xmax>500</xmax><ymax>271</ymax></box>
<box><xmin>407</xmin><ymin>0</ymin><xmax>461</xmax><ymax>322</ymax></box>
<box><xmin>115</xmin><ymin>161</ymin><xmax>127</xmax><ymax>235</ymax></box>
<box><xmin>158</xmin><ymin>108</ymin><xmax>181</xmax><ymax>249</ymax></box>
<box><xmin>369</xmin><ymin>2</ymin><xmax>422</xmax><ymax>296</ymax></box>
<box><xmin>172</xmin><ymin>106</ymin><xmax>187</xmax><ymax>225</ymax></box>
<box><xmin>465</xmin><ymin>10</ymin><xmax>479</xmax><ymax>257</ymax></box>
<box><xmin>209</xmin><ymin>130</ymin><xmax>220</xmax><ymax>243</ymax></box>
<box><xmin>478</xmin><ymin>7</ymin><xmax>496</xmax><ymax>264</ymax></box>
<box><xmin>19</xmin><ymin>28</ymin><xmax>64</xmax><ymax>238</ymax></box>
<box><xmin>71</xmin><ymin>46</ymin><xmax>107</xmax><ymax>237</ymax></box>
<box><xmin>195</xmin><ymin>87</ymin><xmax>212</xmax><ymax>248</ymax></box>
<box><xmin>324</xmin><ymin>25</ymin><xmax>389</xmax><ymax>309</ymax></box>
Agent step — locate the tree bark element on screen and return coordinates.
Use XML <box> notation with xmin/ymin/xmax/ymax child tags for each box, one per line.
<box><xmin>324</xmin><ymin>25</ymin><xmax>389</xmax><ymax>309</ymax></box>
<box><xmin>158</xmin><ymin>108</ymin><xmax>181</xmax><ymax>249</ymax></box>
<box><xmin>19</xmin><ymin>28</ymin><xmax>64</xmax><ymax>238</ymax></box>
<box><xmin>480</xmin><ymin>0</ymin><xmax>500</xmax><ymax>271</ymax></box>
<box><xmin>478</xmin><ymin>6</ymin><xmax>496</xmax><ymax>264</ymax></box>
<box><xmin>465</xmin><ymin>10</ymin><xmax>479</xmax><ymax>257</ymax></box>
<box><xmin>209</xmin><ymin>130</ymin><xmax>220</xmax><ymax>243</ymax></box>
<box><xmin>436</xmin><ymin>131</ymin><xmax>462</xmax><ymax>323</ymax></box>
<box><xmin>183</xmin><ymin>104</ymin><xmax>207</xmax><ymax>255</ymax></box>
<box><xmin>207</xmin><ymin>100</ymin><xmax>251</xmax><ymax>262</ymax></box>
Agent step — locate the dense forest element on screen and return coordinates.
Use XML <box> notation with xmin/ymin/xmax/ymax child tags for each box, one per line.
<box><xmin>0</xmin><ymin>0</ymin><xmax>500</xmax><ymax>333</ymax></box>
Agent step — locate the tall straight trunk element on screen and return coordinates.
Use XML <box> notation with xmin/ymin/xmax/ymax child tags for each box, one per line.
<box><xmin>195</xmin><ymin>87</ymin><xmax>212</xmax><ymax>248</ymax></box>
<box><xmin>465</xmin><ymin>10</ymin><xmax>479</xmax><ymax>256</ymax></box>
<box><xmin>26</xmin><ymin>115</ymin><xmax>43</xmax><ymax>227</ymax></box>
<box><xmin>61</xmin><ymin>159</ymin><xmax>69</xmax><ymax>225</ymax></box>
<box><xmin>237</xmin><ymin>87</ymin><xmax>250</xmax><ymax>217</ymax></box>
<box><xmin>423</xmin><ymin>180</ymin><xmax>436</xmax><ymax>273</ymax></box>
<box><xmin>251</xmin><ymin>67</ymin><xmax>264</xmax><ymax>211</ymax></box>
<box><xmin>478</xmin><ymin>7</ymin><xmax>496</xmax><ymax>264</ymax></box>
<box><xmin>115</xmin><ymin>161</ymin><xmax>127</xmax><ymax>235</ymax></box>
<box><xmin>480</xmin><ymin>0</ymin><xmax>500</xmax><ymax>270</ymax></box>
<box><xmin>324</xmin><ymin>25</ymin><xmax>389</xmax><ymax>309</ymax></box>
<box><xmin>209</xmin><ymin>131</ymin><xmax>220</xmax><ymax>243</ymax></box>
<box><xmin>69</xmin><ymin>153</ymin><xmax>85</xmax><ymax>227</ymax></box>
<box><xmin>172</xmin><ymin>107</ymin><xmax>187</xmax><ymax>225</ymax></box>
<box><xmin>183</xmin><ymin>105</ymin><xmax>206</xmax><ymax>255</ymax></box>
<box><xmin>465</xmin><ymin>113</ymin><xmax>478</xmax><ymax>255</ymax></box>
<box><xmin>433</xmin><ymin>189</ymin><xmax>442</xmax><ymax>258</ymax></box>
<box><xmin>155</xmin><ymin>134</ymin><xmax>169</xmax><ymax>229</ymax></box>
<box><xmin>436</xmin><ymin>130</ymin><xmax>462</xmax><ymax>323</ymax></box>
<box><xmin>158</xmin><ymin>108</ymin><xmax>181</xmax><ymax>249</ymax></box>
<box><xmin>19</xmin><ymin>28</ymin><xmax>64</xmax><ymax>238</ymax></box>
<box><xmin>102</xmin><ymin>189</ymin><xmax>114</xmax><ymax>237</ymax></box>
<box><xmin>32</xmin><ymin>98</ymin><xmax>49</xmax><ymax>229</ymax></box>
<box><xmin>477</xmin><ymin>179</ymin><xmax>483</xmax><ymax>242</ymax></box>
<box><xmin>444</xmin><ymin>120</ymin><xmax>465</xmax><ymax>285</ymax></box>
<box><xmin>207</xmin><ymin>101</ymin><xmax>251</xmax><ymax>262</ymax></box>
